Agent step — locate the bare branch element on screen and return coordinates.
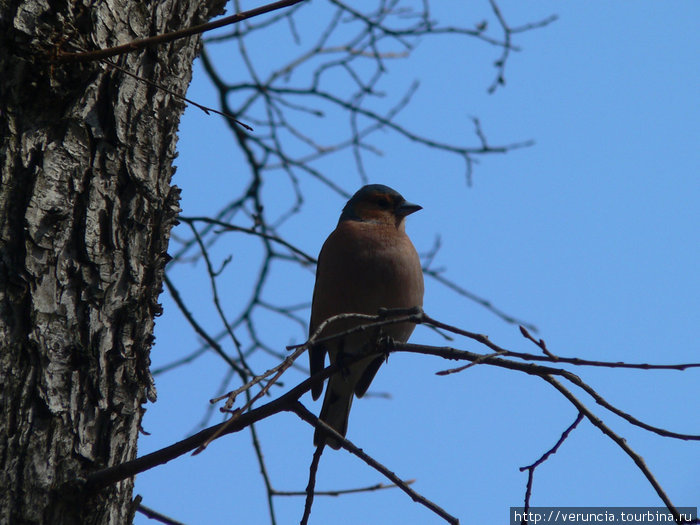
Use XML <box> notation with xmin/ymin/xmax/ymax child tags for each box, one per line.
<box><xmin>135</xmin><ymin>500</ymin><xmax>186</xmax><ymax>525</ymax></box>
<box><xmin>300</xmin><ymin>444</ymin><xmax>323</xmax><ymax>525</ymax></box>
<box><xmin>519</xmin><ymin>413</ymin><xmax>584</xmax><ymax>515</ymax></box>
<box><xmin>88</xmin><ymin>309</ymin><xmax>698</xmax><ymax>525</ymax></box>
<box><xmin>541</xmin><ymin>376</ymin><xmax>689</xmax><ymax>525</ymax></box>
<box><xmin>274</xmin><ymin>480</ymin><xmax>412</xmax><ymax>497</ymax></box>
<box><xmin>53</xmin><ymin>0</ymin><xmax>308</xmax><ymax>63</ymax></box>
<box><xmin>486</xmin><ymin>1</ymin><xmax>558</xmax><ymax>94</ymax></box>
<box><xmin>292</xmin><ymin>402</ymin><xmax>460</xmax><ymax>525</ymax></box>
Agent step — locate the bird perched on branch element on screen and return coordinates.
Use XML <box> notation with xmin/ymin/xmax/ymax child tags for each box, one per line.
<box><xmin>309</xmin><ymin>184</ymin><xmax>424</xmax><ymax>449</ymax></box>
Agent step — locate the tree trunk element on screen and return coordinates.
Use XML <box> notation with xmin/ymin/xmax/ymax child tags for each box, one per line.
<box><xmin>0</xmin><ymin>0</ymin><xmax>224</xmax><ymax>522</ymax></box>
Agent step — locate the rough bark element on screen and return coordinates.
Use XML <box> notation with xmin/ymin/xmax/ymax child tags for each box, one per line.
<box><xmin>0</xmin><ymin>0</ymin><xmax>224</xmax><ymax>522</ymax></box>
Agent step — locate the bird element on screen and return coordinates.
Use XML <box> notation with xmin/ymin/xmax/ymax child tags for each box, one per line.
<box><xmin>309</xmin><ymin>184</ymin><xmax>424</xmax><ymax>449</ymax></box>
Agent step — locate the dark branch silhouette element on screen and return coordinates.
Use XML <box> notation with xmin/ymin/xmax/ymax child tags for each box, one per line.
<box><xmin>65</xmin><ymin>1</ymin><xmax>694</xmax><ymax>523</ymax></box>
<box><xmin>81</xmin><ymin>309</ymin><xmax>698</xmax><ymax>524</ymax></box>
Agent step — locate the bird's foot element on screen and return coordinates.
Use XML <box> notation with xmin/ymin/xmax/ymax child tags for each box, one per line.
<box><xmin>376</xmin><ymin>335</ymin><xmax>396</xmax><ymax>363</ymax></box>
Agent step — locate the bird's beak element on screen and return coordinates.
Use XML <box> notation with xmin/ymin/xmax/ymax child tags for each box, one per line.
<box><xmin>396</xmin><ymin>201</ymin><xmax>422</xmax><ymax>217</ymax></box>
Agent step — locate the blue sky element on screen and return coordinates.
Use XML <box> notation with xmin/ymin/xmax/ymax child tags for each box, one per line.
<box><xmin>134</xmin><ymin>2</ymin><xmax>698</xmax><ymax>524</ymax></box>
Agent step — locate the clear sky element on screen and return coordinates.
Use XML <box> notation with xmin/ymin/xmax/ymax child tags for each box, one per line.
<box><xmin>134</xmin><ymin>2</ymin><xmax>699</xmax><ymax>524</ymax></box>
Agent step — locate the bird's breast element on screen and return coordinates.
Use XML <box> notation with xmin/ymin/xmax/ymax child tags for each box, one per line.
<box><xmin>310</xmin><ymin>222</ymin><xmax>424</xmax><ymax>342</ymax></box>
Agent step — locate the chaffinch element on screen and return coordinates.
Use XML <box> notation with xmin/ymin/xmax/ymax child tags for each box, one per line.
<box><xmin>309</xmin><ymin>184</ymin><xmax>424</xmax><ymax>449</ymax></box>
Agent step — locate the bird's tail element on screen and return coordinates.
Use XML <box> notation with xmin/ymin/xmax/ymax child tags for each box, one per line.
<box><xmin>314</xmin><ymin>374</ymin><xmax>354</xmax><ymax>450</ymax></box>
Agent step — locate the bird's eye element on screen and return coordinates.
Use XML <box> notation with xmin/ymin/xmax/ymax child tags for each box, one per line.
<box><xmin>376</xmin><ymin>198</ymin><xmax>391</xmax><ymax>209</ymax></box>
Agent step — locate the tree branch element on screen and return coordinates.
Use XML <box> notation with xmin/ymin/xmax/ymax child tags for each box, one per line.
<box><xmin>53</xmin><ymin>0</ymin><xmax>308</xmax><ymax>63</ymax></box>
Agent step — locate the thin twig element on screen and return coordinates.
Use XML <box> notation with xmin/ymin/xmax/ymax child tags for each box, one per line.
<box><xmin>541</xmin><ymin>376</ymin><xmax>688</xmax><ymax>525</ymax></box>
<box><xmin>519</xmin><ymin>413</ymin><xmax>584</xmax><ymax>517</ymax></box>
<box><xmin>274</xmin><ymin>480</ymin><xmax>412</xmax><ymax>497</ymax></box>
<box><xmin>180</xmin><ymin>216</ymin><xmax>316</xmax><ymax>264</ymax></box>
<box><xmin>163</xmin><ymin>274</ymin><xmax>248</xmax><ymax>377</ymax></box>
<box><xmin>425</xmin><ymin>269</ymin><xmax>538</xmax><ymax>331</ymax></box>
<box><xmin>292</xmin><ymin>402</ymin><xmax>460</xmax><ymax>525</ymax></box>
<box><xmin>135</xmin><ymin>502</ymin><xmax>186</xmax><ymax>525</ymax></box>
<box><xmin>300</xmin><ymin>444</ymin><xmax>324</xmax><ymax>525</ymax></box>
<box><xmin>53</xmin><ymin>0</ymin><xmax>308</xmax><ymax>63</ymax></box>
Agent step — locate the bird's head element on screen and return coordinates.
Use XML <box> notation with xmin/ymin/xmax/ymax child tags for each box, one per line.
<box><xmin>339</xmin><ymin>184</ymin><xmax>421</xmax><ymax>228</ymax></box>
